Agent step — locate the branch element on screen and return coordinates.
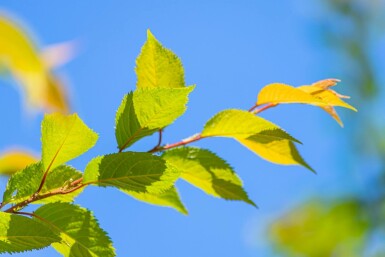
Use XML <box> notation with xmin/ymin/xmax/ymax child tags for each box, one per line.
<box><xmin>4</xmin><ymin>179</ymin><xmax>86</xmax><ymax>213</ymax></box>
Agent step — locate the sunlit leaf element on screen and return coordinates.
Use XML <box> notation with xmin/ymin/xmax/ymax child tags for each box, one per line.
<box><xmin>83</xmin><ymin>152</ymin><xmax>180</xmax><ymax>194</ymax></box>
<box><xmin>201</xmin><ymin>109</ymin><xmax>299</xmax><ymax>142</ymax></box>
<box><xmin>256</xmin><ymin>79</ymin><xmax>357</xmax><ymax>126</ymax></box>
<box><xmin>41</xmin><ymin>113</ymin><xmax>98</xmax><ymax>171</ymax></box>
<box><xmin>136</xmin><ymin>29</ymin><xmax>185</xmax><ymax>89</ymax></box>
<box><xmin>162</xmin><ymin>147</ymin><xmax>256</xmax><ymax>206</ymax></box>
<box><xmin>0</xmin><ymin>149</ymin><xmax>38</xmax><ymax>175</ymax></box>
<box><xmin>126</xmin><ymin>186</ymin><xmax>188</xmax><ymax>215</ymax></box>
<box><xmin>115</xmin><ymin>86</ymin><xmax>194</xmax><ymax>151</ymax></box>
<box><xmin>237</xmin><ymin>135</ymin><xmax>314</xmax><ymax>172</ymax></box>
<box><xmin>2</xmin><ymin>162</ymin><xmax>83</xmax><ymax>205</ymax></box>
<box><xmin>35</xmin><ymin>203</ymin><xmax>115</xmax><ymax>257</ymax></box>
<box><xmin>269</xmin><ymin>200</ymin><xmax>369</xmax><ymax>257</ymax></box>
<box><xmin>0</xmin><ymin>212</ymin><xmax>60</xmax><ymax>254</ymax></box>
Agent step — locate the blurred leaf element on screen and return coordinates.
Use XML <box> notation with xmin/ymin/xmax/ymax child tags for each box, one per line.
<box><xmin>162</xmin><ymin>147</ymin><xmax>256</xmax><ymax>206</ymax></box>
<box><xmin>0</xmin><ymin>149</ymin><xmax>38</xmax><ymax>175</ymax></box>
<box><xmin>136</xmin><ymin>29</ymin><xmax>185</xmax><ymax>89</ymax></box>
<box><xmin>41</xmin><ymin>113</ymin><xmax>98</xmax><ymax>171</ymax></box>
<box><xmin>0</xmin><ymin>15</ymin><xmax>70</xmax><ymax>113</ymax></box>
<box><xmin>0</xmin><ymin>212</ymin><xmax>60</xmax><ymax>254</ymax></box>
<box><xmin>83</xmin><ymin>152</ymin><xmax>180</xmax><ymax>194</ymax></box>
<box><xmin>127</xmin><ymin>186</ymin><xmax>188</xmax><ymax>215</ymax></box>
<box><xmin>115</xmin><ymin>86</ymin><xmax>194</xmax><ymax>151</ymax></box>
<box><xmin>35</xmin><ymin>203</ymin><xmax>115</xmax><ymax>257</ymax></box>
<box><xmin>269</xmin><ymin>200</ymin><xmax>369</xmax><ymax>257</ymax></box>
<box><xmin>238</xmin><ymin>135</ymin><xmax>314</xmax><ymax>172</ymax></box>
<box><xmin>2</xmin><ymin>162</ymin><xmax>83</xmax><ymax>205</ymax></box>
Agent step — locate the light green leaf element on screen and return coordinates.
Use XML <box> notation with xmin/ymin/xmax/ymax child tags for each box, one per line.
<box><xmin>126</xmin><ymin>186</ymin><xmax>188</xmax><ymax>215</ymax></box>
<box><xmin>83</xmin><ymin>152</ymin><xmax>180</xmax><ymax>194</ymax></box>
<box><xmin>42</xmin><ymin>113</ymin><xmax>98</xmax><ymax>171</ymax></box>
<box><xmin>2</xmin><ymin>162</ymin><xmax>83</xmax><ymax>205</ymax></box>
<box><xmin>136</xmin><ymin>29</ymin><xmax>185</xmax><ymax>89</ymax></box>
<box><xmin>237</xmin><ymin>135</ymin><xmax>314</xmax><ymax>172</ymax></box>
<box><xmin>201</xmin><ymin>109</ymin><xmax>299</xmax><ymax>142</ymax></box>
<box><xmin>0</xmin><ymin>212</ymin><xmax>60</xmax><ymax>254</ymax></box>
<box><xmin>34</xmin><ymin>203</ymin><xmax>115</xmax><ymax>257</ymax></box>
<box><xmin>162</xmin><ymin>147</ymin><xmax>256</xmax><ymax>206</ymax></box>
<box><xmin>116</xmin><ymin>86</ymin><xmax>194</xmax><ymax>151</ymax></box>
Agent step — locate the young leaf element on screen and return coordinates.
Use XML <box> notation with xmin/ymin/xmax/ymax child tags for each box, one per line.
<box><xmin>126</xmin><ymin>186</ymin><xmax>188</xmax><ymax>215</ymax></box>
<box><xmin>136</xmin><ymin>29</ymin><xmax>185</xmax><ymax>89</ymax></box>
<box><xmin>256</xmin><ymin>79</ymin><xmax>357</xmax><ymax>126</ymax></box>
<box><xmin>162</xmin><ymin>147</ymin><xmax>256</xmax><ymax>206</ymax></box>
<box><xmin>201</xmin><ymin>109</ymin><xmax>299</xmax><ymax>142</ymax></box>
<box><xmin>0</xmin><ymin>149</ymin><xmax>38</xmax><ymax>175</ymax></box>
<box><xmin>34</xmin><ymin>203</ymin><xmax>115</xmax><ymax>257</ymax></box>
<box><xmin>115</xmin><ymin>86</ymin><xmax>194</xmax><ymax>151</ymax></box>
<box><xmin>83</xmin><ymin>152</ymin><xmax>180</xmax><ymax>194</ymax></box>
<box><xmin>0</xmin><ymin>212</ymin><xmax>60</xmax><ymax>254</ymax></box>
<box><xmin>0</xmin><ymin>16</ymin><xmax>69</xmax><ymax>113</ymax></box>
<box><xmin>2</xmin><ymin>162</ymin><xmax>83</xmax><ymax>205</ymax></box>
<box><xmin>237</xmin><ymin>135</ymin><xmax>314</xmax><ymax>172</ymax></box>
<box><xmin>41</xmin><ymin>113</ymin><xmax>98</xmax><ymax>171</ymax></box>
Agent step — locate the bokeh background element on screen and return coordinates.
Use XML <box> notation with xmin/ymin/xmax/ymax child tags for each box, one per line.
<box><xmin>0</xmin><ymin>0</ymin><xmax>384</xmax><ymax>256</ymax></box>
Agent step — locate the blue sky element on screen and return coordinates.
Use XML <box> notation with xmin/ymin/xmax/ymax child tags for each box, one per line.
<box><xmin>0</xmin><ymin>1</ymin><xmax>360</xmax><ymax>256</ymax></box>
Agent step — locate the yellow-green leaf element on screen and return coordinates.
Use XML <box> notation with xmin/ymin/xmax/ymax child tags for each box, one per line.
<box><xmin>162</xmin><ymin>147</ymin><xmax>256</xmax><ymax>206</ymax></box>
<box><xmin>201</xmin><ymin>109</ymin><xmax>299</xmax><ymax>142</ymax></box>
<box><xmin>237</xmin><ymin>134</ymin><xmax>314</xmax><ymax>172</ymax></box>
<box><xmin>126</xmin><ymin>186</ymin><xmax>188</xmax><ymax>215</ymax></box>
<box><xmin>41</xmin><ymin>113</ymin><xmax>98</xmax><ymax>172</ymax></box>
<box><xmin>135</xmin><ymin>29</ymin><xmax>185</xmax><ymax>89</ymax></box>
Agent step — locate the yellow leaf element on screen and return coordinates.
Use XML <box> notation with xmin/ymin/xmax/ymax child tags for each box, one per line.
<box><xmin>0</xmin><ymin>15</ymin><xmax>70</xmax><ymax>113</ymax></box>
<box><xmin>256</xmin><ymin>79</ymin><xmax>357</xmax><ymax>126</ymax></box>
<box><xmin>0</xmin><ymin>149</ymin><xmax>39</xmax><ymax>175</ymax></box>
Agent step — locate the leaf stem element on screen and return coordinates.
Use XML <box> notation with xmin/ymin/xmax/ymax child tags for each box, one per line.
<box><xmin>252</xmin><ymin>102</ymin><xmax>278</xmax><ymax>114</ymax></box>
<box><xmin>148</xmin><ymin>129</ymin><xmax>163</xmax><ymax>152</ymax></box>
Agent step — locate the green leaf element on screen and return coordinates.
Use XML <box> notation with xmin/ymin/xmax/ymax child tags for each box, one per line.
<box><xmin>83</xmin><ymin>152</ymin><xmax>180</xmax><ymax>194</ymax></box>
<box><xmin>2</xmin><ymin>162</ymin><xmax>83</xmax><ymax>205</ymax></box>
<box><xmin>136</xmin><ymin>29</ymin><xmax>185</xmax><ymax>89</ymax></box>
<box><xmin>126</xmin><ymin>186</ymin><xmax>188</xmax><ymax>215</ymax></box>
<box><xmin>34</xmin><ymin>203</ymin><xmax>115</xmax><ymax>257</ymax></box>
<box><xmin>162</xmin><ymin>147</ymin><xmax>256</xmax><ymax>206</ymax></box>
<box><xmin>115</xmin><ymin>86</ymin><xmax>194</xmax><ymax>151</ymax></box>
<box><xmin>0</xmin><ymin>212</ymin><xmax>60</xmax><ymax>254</ymax></box>
<box><xmin>237</xmin><ymin>135</ymin><xmax>314</xmax><ymax>172</ymax></box>
<box><xmin>42</xmin><ymin>113</ymin><xmax>98</xmax><ymax>171</ymax></box>
<box><xmin>201</xmin><ymin>109</ymin><xmax>299</xmax><ymax>142</ymax></box>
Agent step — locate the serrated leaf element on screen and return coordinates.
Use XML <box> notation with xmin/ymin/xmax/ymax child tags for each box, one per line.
<box><xmin>42</xmin><ymin>113</ymin><xmax>98</xmax><ymax>171</ymax></box>
<box><xmin>0</xmin><ymin>212</ymin><xmax>60</xmax><ymax>254</ymax></box>
<box><xmin>2</xmin><ymin>162</ymin><xmax>83</xmax><ymax>205</ymax></box>
<box><xmin>126</xmin><ymin>186</ymin><xmax>188</xmax><ymax>215</ymax></box>
<box><xmin>116</xmin><ymin>86</ymin><xmax>194</xmax><ymax>151</ymax></box>
<box><xmin>237</xmin><ymin>134</ymin><xmax>314</xmax><ymax>172</ymax></box>
<box><xmin>202</xmin><ymin>109</ymin><xmax>299</xmax><ymax>143</ymax></box>
<box><xmin>136</xmin><ymin>29</ymin><xmax>185</xmax><ymax>89</ymax></box>
<box><xmin>84</xmin><ymin>152</ymin><xmax>180</xmax><ymax>194</ymax></box>
<box><xmin>34</xmin><ymin>203</ymin><xmax>115</xmax><ymax>257</ymax></box>
<box><xmin>0</xmin><ymin>16</ymin><xmax>69</xmax><ymax>113</ymax></box>
<box><xmin>0</xmin><ymin>149</ymin><xmax>38</xmax><ymax>175</ymax></box>
<box><xmin>162</xmin><ymin>147</ymin><xmax>256</xmax><ymax>206</ymax></box>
